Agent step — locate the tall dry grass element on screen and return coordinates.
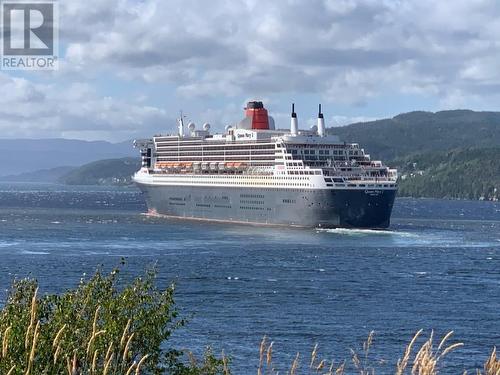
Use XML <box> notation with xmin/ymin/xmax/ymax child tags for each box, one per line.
<box><xmin>257</xmin><ymin>331</ymin><xmax>498</xmax><ymax>375</ymax></box>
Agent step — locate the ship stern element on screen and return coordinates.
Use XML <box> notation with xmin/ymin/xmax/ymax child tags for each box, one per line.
<box><xmin>324</xmin><ymin>188</ymin><xmax>397</xmax><ymax>229</ymax></box>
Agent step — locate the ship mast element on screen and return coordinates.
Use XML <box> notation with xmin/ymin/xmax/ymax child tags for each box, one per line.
<box><xmin>178</xmin><ymin>111</ymin><xmax>185</xmax><ymax>138</ymax></box>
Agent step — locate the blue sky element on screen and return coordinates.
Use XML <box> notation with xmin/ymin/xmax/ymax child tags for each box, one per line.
<box><xmin>1</xmin><ymin>0</ymin><xmax>500</xmax><ymax>141</ymax></box>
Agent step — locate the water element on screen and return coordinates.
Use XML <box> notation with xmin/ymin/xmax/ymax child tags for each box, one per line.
<box><xmin>0</xmin><ymin>182</ymin><xmax>499</xmax><ymax>373</ymax></box>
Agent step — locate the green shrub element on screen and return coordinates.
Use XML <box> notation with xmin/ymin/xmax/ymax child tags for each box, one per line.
<box><xmin>0</xmin><ymin>266</ymin><xmax>229</xmax><ymax>375</ymax></box>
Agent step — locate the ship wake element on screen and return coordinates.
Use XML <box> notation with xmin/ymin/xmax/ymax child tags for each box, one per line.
<box><xmin>316</xmin><ymin>228</ymin><xmax>417</xmax><ymax>237</ymax></box>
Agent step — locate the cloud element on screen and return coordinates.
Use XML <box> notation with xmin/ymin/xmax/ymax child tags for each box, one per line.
<box><xmin>60</xmin><ymin>0</ymin><xmax>500</xmax><ymax>101</ymax></box>
<box><xmin>0</xmin><ymin>73</ymin><xmax>172</xmax><ymax>141</ymax></box>
<box><xmin>2</xmin><ymin>0</ymin><xmax>500</xmax><ymax>139</ymax></box>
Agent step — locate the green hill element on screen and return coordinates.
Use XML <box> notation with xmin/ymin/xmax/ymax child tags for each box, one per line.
<box><xmin>329</xmin><ymin>110</ymin><xmax>500</xmax><ymax>160</ymax></box>
<box><xmin>392</xmin><ymin>147</ymin><xmax>499</xmax><ymax>200</ymax></box>
<box><xmin>60</xmin><ymin>158</ymin><xmax>141</xmax><ymax>185</ymax></box>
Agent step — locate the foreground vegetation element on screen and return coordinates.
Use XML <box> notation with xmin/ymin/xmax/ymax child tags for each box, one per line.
<box><xmin>256</xmin><ymin>333</ymin><xmax>499</xmax><ymax>375</ymax></box>
<box><xmin>0</xmin><ymin>267</ymin><xmax>498</xmax><ymax>374</ymax></box>
<box><xmin>0</xmin><ymin>267</ymin><xmax>228</xmax><ymax>374</ymax></box>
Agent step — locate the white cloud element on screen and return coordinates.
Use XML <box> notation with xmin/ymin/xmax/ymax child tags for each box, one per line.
<box><xmin>59</xmin><ymin>0</ymin><xmax>500</xmax><ymax>100</ymax></box>
<box><xmin>0</xmin><ymin>73</ymin><xmax>171</xmax><ymax>141</ymax></box>
<box><xmin>2</xmin><ymin>0</ymin><xmax>500</xmax><ymax>139</ymax></box>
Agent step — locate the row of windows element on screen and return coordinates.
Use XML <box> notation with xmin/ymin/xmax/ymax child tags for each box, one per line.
<box><xmin>157</xmin><ymin>174</ymin><xmax>313</xmax><ymax>180</ymax></box>
<box><xmin>156</xmin><ymin>143</ymin><xmax>203</xmax><ymax>148</ymax></box>
<box><xmin>202</xmin><ymin>195</ymin><xmax>230</xmax><ymax>201</ymax></box>
<box><xmin>156</xmin><ymin>150</ymin><xmax>277</xmax><ymax>156</ymax></box>
<box><xmin>156</xmin><ymin>156</ymin><xmax>277</xmax><ymax>161</ymax></box>
<box><xmin>240</xmin><ymin>206</ymin><xmax>265</xmax><ymax>211</ymax></box>
<box><xmin>240</xmin><ymin>200</ymin><xmax>264</xmax><ymax>205</ymax></box>
<box><xmin>195</xmin><ymin>203</ymin><xmax>211</xmax><ymax>208</ymax></box>
<box><xmin>288</xmin><ymin>143</ymin><xmax>357</xmax><ymax>148</ymax></box>
<box><xmin>288</xmin><ymin>170</ymin><xmax>320</xmax><ymax>175</ymax></box>
<box><xmin>154</xmin><ymin>139</ymin><xmax>361</xmax><ymax>152</ymax></box>
<box><xmin>301</xmin><ymin>156</ymin><xmax>347</xmax><ymax>161</ymax></box>
<box><xmin>157</xmin><ymin>180</ymin><xmax>312</xmax><ymax>186</ymax></box>
<box><xmin>154</xmin><ymin>143</ymin><xmax>364</xmax><ymax>156</ymax></box>
<box><xmin>173</xmin><ymin>202</ymin><xmax>234</xmax><ymax>209</ymax></box>
<box><xmin>159</xmin><ymin>174</ymin><xmax>314</xmax><ymax>180</ymax></box>
<box><xmin>162</xmin><ymin>170</ymin><xmax>253</xmax><ymax>176</ymax></box>
<box><xmin>291</xmin><ymin>149</ymin><xmax>362</xmax><ymax>156</ymax></box>
<box><xmin>163</xmin><ymin>188</ymin><xmax>325</xmax><ymax>193</ymax></box>
<box><xmin>282</xmin><ymin>199</ymin><xmax>296</xmax><ymax>204</ymax></box>
<box><xmin>155</xmin><ymin>143</ymin><xmax>276</xmax><ymax>150</ymax></box>
<box><xmin>241</xmin><ymin>194</ymin><xmax>265</xmax><ymax>198</ymax></box>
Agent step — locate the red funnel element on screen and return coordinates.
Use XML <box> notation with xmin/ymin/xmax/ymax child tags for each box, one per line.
<box><xmin>245</xmin><ymin>101</ymin><xmax>269</xmax><ymax>130</ymax></box>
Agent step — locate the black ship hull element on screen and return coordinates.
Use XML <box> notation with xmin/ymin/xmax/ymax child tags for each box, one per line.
<box><xmin>136</xmin><ymin>183</ymin><xmax>397</xmax><ymax>229</ymax></box>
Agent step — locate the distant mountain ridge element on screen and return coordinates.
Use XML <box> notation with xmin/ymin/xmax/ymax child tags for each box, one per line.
<box><xmin>0</xmin><ymin>166</ymin><xmax>76</xmax><ymax>183</ymax></box>
<box><xmin>329</xmin><ymin>109</ymin><xmax>500</xmax><ymax>160</ymax></box>
<box><xmin>0</xmin><ymin>138</ymin><xmax>136</xmax><ymax>177</ymax></box>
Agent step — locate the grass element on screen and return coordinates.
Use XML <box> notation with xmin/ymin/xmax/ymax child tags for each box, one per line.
<box><xmin>257</xmin><ymin>331</ymin><xmax>499</xmax><ymax>375</ymax></box>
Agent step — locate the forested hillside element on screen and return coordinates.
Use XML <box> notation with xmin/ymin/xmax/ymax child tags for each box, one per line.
<box><xmin>393</xmin><ymin>147</ymin><xmax>499</xmax><ymax>200</ymax></box>
<box><xmin>60</xmin><ymin>158</ymin><xmax>141</xmax><ymax>185</ymax></box>
<box><xmin>330</xmin><ymin>110</ymin><xmax>500</xmax><ymax>160</ymax></box>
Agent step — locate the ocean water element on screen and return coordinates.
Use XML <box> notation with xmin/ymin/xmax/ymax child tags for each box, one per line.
<box><xmin>0</xmin><ymin>182</ymin><xmax>499</xmax><ymax>373</ymax></box>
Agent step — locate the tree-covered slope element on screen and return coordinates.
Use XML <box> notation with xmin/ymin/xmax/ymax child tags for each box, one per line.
<box><xmin>329</xmin><ymin>110</ymin><xmax>500</xmax><ymax>161</ymax></box>
<box><xmin>60</xmin><ymin>157</ymin><xmax>141</xmax><ymax>185</ymax></box>
<box><xmin>393</xmin><ymin>147</ymin><xmax>499</xmax><ymax>200</ymax></box>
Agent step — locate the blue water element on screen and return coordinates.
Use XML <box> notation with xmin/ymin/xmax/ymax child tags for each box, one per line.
<box><xmin>0</xmin><ymin>183</ymin><xmax>499</xmax><ymax>373</ymax></box>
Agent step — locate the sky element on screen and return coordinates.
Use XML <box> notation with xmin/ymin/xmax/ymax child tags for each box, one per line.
<box><xmin>1</xmin><ymin>0</ymin><xmax>500</xmax><ymax>141</ymax></box>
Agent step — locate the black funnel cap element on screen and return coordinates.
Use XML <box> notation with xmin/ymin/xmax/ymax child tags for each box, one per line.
<box><xmin>246</xmin><ymin>101</ymin><xmax>264</xmax><ymax>109</ymax></box>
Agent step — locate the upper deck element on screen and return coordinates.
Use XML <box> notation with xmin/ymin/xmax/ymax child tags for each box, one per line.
<box><xmin>134</xmin><ymin>101</ymin><xmax>397</xmax><ymax>185</ymax></box>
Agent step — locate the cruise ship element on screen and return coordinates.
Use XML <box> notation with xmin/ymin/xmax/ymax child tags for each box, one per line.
<box><xmin>133</xmin><ymin>101</ymin><xmax>398</xmax><ymax>228</ymax></box>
